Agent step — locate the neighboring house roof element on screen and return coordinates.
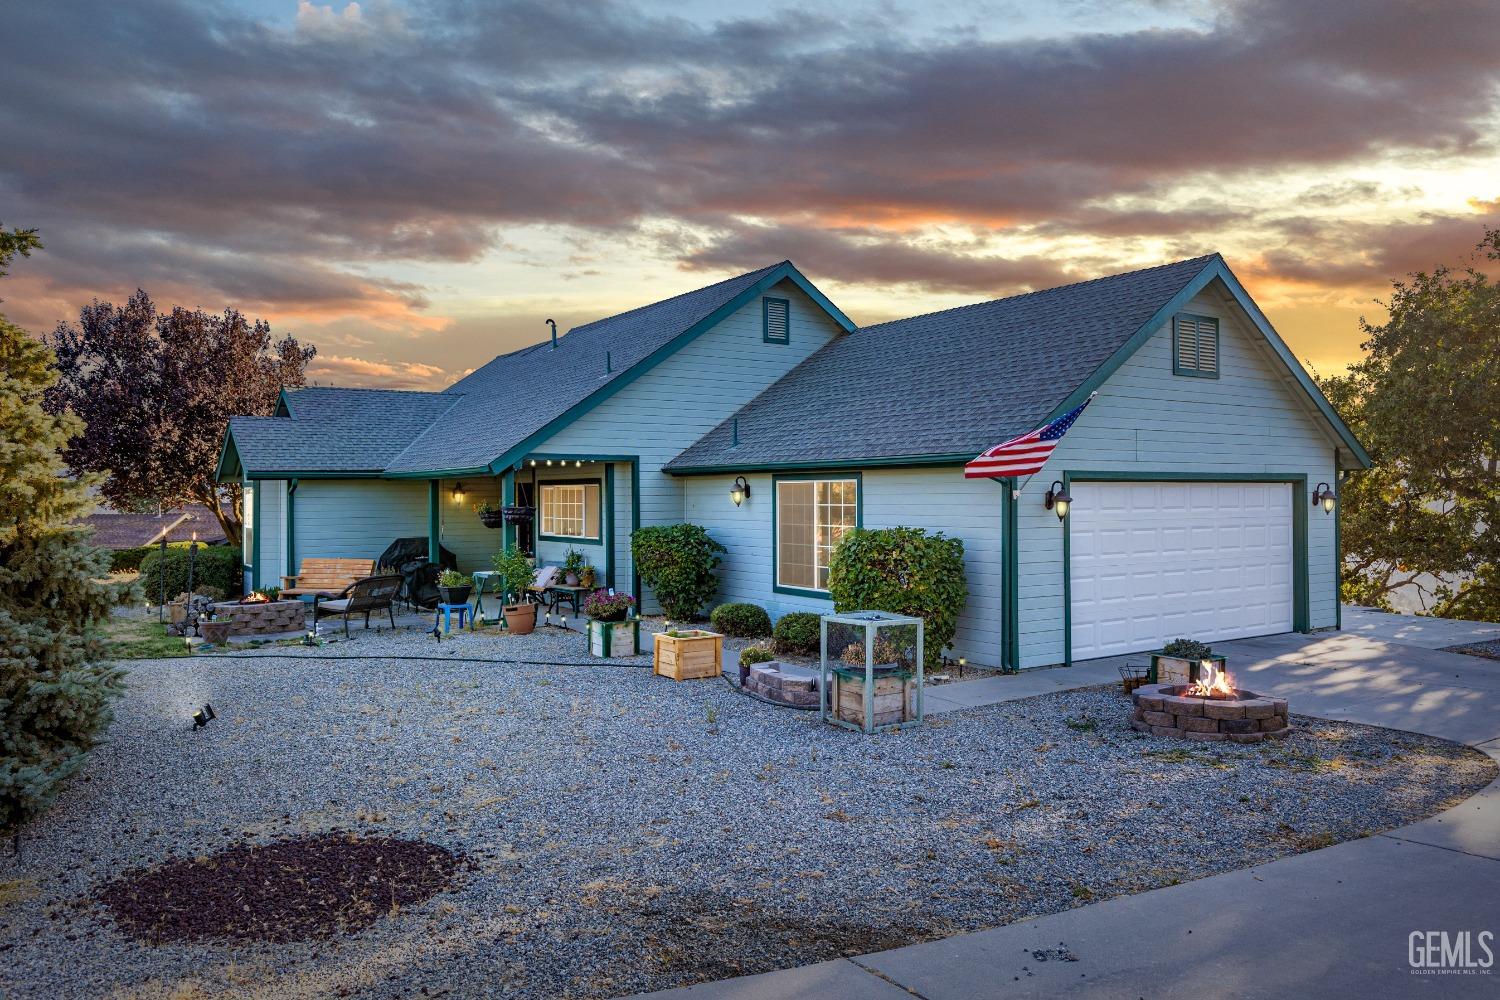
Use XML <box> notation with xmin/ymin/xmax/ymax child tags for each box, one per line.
<box><xmin>216</xmin><ymin>261</ymin><xmax>854</xmax><ymax>481</ymax></box>
<box><xmin>220</xmin><ymin>388</ymin><xmax>458</xmax><ymax>479</ymax></box>
<box><xmin>666</xmin><ymin>254</ymin><xmax>1371</xmax><ymax>473</ymax></box>
<box><xmin>84</xmin><ymin>504</ymin><xmax>227</xmax><ymax>548</ymax></box>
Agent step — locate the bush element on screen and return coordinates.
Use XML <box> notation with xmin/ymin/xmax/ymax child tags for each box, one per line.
<box><xmin>826</xmin><ymin>526</ymin><xmax>966</xmax><ymax>670</ymax></box>
<box><xmin>710</xmin><ymin>602</ymin><xmax>771</xmax><ymax>638</ymax></box>
<box><xmin>109</xmin><ymin>546</ymin><xmax>154</xmax><ymax>572</ymax></box>
<box><xmin>139</xmin><ymin>545</ymin><xmax>242</xmax><ymax>601</ymax></box>
<box><xmin>631</xmin><ymin>524</ymin><xmax>725</xmax><ymax>620</ymax></box>
<box><xmin>584</xmin><ymin>589</ymin><xmax>636</xmax><ymax>622</ymax></box>
<box><xmin>490</xmin><ymin>545</ymin><xmax>535</xmax><ymax>603</ymax></box>
<box><xmin>739</xmin><ymin>645</ymin><xmax>776</xmax><ymax>669</ymax></box>
<box><xmin>772</xmin><ymin>611</ymin><xmax>821</xmax><ymax>656</ymax></box>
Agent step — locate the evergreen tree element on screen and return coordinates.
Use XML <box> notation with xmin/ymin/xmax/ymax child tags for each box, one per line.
<box><xmin>0</xmin><ymin>227</ymin><xmax>130</xmax><ymax>835</ymax></box>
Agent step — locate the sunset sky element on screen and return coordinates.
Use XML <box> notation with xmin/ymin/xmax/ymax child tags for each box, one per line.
<box><xmin>4</xmin><ymin>0</ymin><xmax>1498</xmax><ymax>390</ymax></box>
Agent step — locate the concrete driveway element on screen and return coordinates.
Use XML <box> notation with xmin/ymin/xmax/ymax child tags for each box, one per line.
<box><xmin>640</xmin><ymin>616</ymin><xmax>1500</xmax><ymax>999</ymax></box>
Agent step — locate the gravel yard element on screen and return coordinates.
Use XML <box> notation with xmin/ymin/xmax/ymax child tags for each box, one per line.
<box><xmin>1</xmin><ymin>654</ymin><xmax>1492</xmax><ymax>1000</ymax></box>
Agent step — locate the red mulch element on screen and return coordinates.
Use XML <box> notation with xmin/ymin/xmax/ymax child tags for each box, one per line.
<box><xmin>96</xmin><ymin>833</ymin><xmax>463</xmax><ymax>944</ymax></box>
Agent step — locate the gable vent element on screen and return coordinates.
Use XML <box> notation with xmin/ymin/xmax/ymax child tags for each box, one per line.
<box><xmin>1173</xmin><ymin>314</ymin><xmax>1219</xmax><ymax>378</ymax></box>
<box><xmin>763</xmin><ymin>297</ymin><xmax>790</xmax><ymax>344</ymax></box>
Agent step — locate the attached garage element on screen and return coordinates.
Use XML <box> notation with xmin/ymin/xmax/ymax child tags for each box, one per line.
<box><xmin>1068</xmin><ymin>479</ymin><xmax>1301</xmax><ymax>661</ymax></box>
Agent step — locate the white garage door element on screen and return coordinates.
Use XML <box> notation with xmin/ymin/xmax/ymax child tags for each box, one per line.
<box><xmin>1070</xmin><ymin>481</ymin><xmax>1294</xmax><ymax>660</ymax></box>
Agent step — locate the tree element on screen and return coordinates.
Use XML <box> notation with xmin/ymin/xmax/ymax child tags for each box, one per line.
<box><xmin>45</xmin><ymin>295</ymin><xmax>316</xmax><ymax>546</ymax></box>
<box><xmin>1321</xmin><ymin>230</ymin><xmax>1500</xmax><ymax>613</ymax></box>
<box><xmin>0</xmin><ymin>230</ymin><xmax>131</xmax><ymax>835</ymax></box>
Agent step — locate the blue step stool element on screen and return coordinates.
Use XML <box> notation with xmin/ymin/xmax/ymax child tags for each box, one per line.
<box><xmin>434</xmin><ymin>602</ymin><xmax>471</xmax><ymax>633</ymax></box>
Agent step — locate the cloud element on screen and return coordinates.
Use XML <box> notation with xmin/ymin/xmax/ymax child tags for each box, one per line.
<box><xmin>2</xmin><ymin>0</ymin><xmax>1499</xmax><ymax>373</ymax></box>
<box><xmin>306</xmin><ymin>353</ymin><xmax>452</xmax><ymax>389</ymax></box>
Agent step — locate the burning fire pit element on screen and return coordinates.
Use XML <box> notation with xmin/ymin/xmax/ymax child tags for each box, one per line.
<box><xmin>1130</xmin><ymin>663</ymin><xmax>1290</xmax><ymax>743</ymax></box>
<box><xmin>208</xmin><ymin>599</ymin><xmax>306</xmax><ymax>636</ymax></box>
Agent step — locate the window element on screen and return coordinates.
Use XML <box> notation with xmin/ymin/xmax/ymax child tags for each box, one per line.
<box><xmin>1173</xmin><ymin>313</ymin><xmax>1220</xmax><ymax>378</ymax></box>
<box><xmin>539</xmin><ymin>482</ymin><xmax>601</xmax><ymax>540</ymax></box>
<box><xmin>776</xmin><ymin>477</ymin><xmax>858</xmax><ymax>593</ymax></box>
<box><xmin>763</xmin><ymin>297</ymin><xmax>790</xmax><ymax>344</ymax></box>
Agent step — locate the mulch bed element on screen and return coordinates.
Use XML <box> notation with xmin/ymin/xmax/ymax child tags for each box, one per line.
<box><xmin>95</xmin><ymin>832</ymin><xmax>463</xmax><ymax>944</ymax></box>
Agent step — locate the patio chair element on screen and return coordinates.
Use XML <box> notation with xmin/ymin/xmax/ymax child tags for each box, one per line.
<box><xmin>312</xmin><ymin>574</ymin><xmax>403</xmax><ymax>637</ymax></box>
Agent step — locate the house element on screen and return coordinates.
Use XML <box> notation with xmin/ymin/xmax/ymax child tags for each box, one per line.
<box><xmin>83</xmin><ymin>503</ymin><xmax>228</xmax><ymax>549</ymax></box>
<box><xmin>216</xmin><ymin>255</ymin><xmax>1369</xmax><ymax>669</ymax></box>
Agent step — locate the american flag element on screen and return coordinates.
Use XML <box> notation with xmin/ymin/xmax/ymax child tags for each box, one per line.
<box><xmin>964</xmin><ymin>396</ymin><xmax>1094</xmax><ymax>479</ymax></box>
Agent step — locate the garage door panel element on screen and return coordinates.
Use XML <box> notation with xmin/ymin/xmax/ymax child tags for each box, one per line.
<box><xmin>1070</xmin><ymin>481</ymin><xmax>1294</xmax><ymax>660</ymax></box>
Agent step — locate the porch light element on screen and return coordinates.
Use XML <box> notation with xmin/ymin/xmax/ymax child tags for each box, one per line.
<box><xmin>1313</xmin><ymin>482</ymin><xmax>1336</xmax><ymax>514</ymax></box>
<box><xmin>529</xmin><ymin>459</ymin><xmax>536</xmax><ymax>467</ymax></box>
<box><xmin>1044</xmin><ymin>480</ymin><xmax>1071</xmax><ymax>521</ymax></box>
<box><xmin>546</xmin><ymin>459</ymin><xmax>553</xmax><ymax>466</ymax></box>
<box><xmin>451</xmin><ymin>481</ymin><xmax>466</xmax><ymax>503</ymax></box>
<box><xmin>729</xmin><ymin>476</ymin><xmax>751</xmax><ymax>507</ymax></box>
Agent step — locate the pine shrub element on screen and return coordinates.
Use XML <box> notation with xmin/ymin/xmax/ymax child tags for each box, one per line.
<box><xmin>1</xmin><ymin>311</ymin><xmax>132</xmax><ymax>834</ymax></box>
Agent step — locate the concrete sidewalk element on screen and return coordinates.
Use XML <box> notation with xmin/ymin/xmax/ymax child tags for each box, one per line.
<box><xmin>638</xmin><ymin>624</ymin><xmax>1500</xmax><ymax>999</ymax></box>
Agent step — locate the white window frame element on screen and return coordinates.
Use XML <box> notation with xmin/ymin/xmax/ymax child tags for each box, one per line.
<box><xmin>774</xmin><ymin>476</ymin><xmax>859</xmax><ymax>595</ymax></box>
<box><xmin>539</xmin><ymin>481</ymin><xmax>601</xmax><ymax>541</ymax></box>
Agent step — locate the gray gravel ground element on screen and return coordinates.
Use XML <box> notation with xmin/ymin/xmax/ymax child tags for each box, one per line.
<box><xmin>0</xmin><ymin>655</ymin><xmax>1492</xmax><ymax>1000</ymax></box>
<box><xmin>1445</xmin><ymin>638</ymin><xmax>1500</xmax><ymax>660</ymax></box>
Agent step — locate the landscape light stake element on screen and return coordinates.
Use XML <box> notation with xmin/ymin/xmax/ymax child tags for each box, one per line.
<box><xmin>187</xmin><ymin>532</ymin><xmax>199</xmax><ymax>595</ymax></box>
<box><xmin>191</xmin><ymin>704</ymin><xmax>216</xmax><ymax>730</ymax></box>
<box><xmin>157</xmin><ymin>536</ymin><xmax>167</xmax><ymax>620</ymax></box>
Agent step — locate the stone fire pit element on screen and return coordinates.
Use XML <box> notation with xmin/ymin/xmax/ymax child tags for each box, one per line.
<box><xmin>1130</xmin><ymin>683</ymin><xmax>1291</xmax><ymax>743</ymax></box>
<box><xmin>209</xmin><ymin>599</ymin><xmax>306</xmax><ymax>636</ymax></box>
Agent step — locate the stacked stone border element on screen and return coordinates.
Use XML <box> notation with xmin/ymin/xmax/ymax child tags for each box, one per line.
<box><xmin>1130</xmin><ymin>683</ymin><xmax>1292</xmax><ymax>743</ymax></box>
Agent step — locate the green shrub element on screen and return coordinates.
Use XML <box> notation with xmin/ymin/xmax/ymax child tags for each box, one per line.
<box><xmin>739</xmin><ymin>645</ymin><xmax>776</xmax><ymax>668</ymax></box>
<box><xmin>1161</xmin><ymin>638</ymin><xmax>1214</xmax><ymax>659</ymax></box>
<box><xmin>490</xmin><ymin>545</ymin><xmax>535</xmax><ymax>603</ymax></box>
<box><xmin>631</xmin><ymin>524</ymin><xmax>725</xmax><ymax>620</ymax></box>
<box><xmin>772</xmin><ymin>611</ymin><xmax>821</xmax><ymax>656</ymax></box>
<box><xmin>710</xmin><ymin>602</ymin><xmax>771</xmax><ymax>638</ymax></box>
<box><xmin>139</xmin><ymin>545</ymin><xmax>242</xmax><ymax>600</ymax></box>
<box><xmin>437</xmin><ymin>569</ymin><xmax>471</xmax><ymax>588</ymax></box>
<box><xmin>826</xmin><ymin>526</ymin><xmax>966</xmax><ymax>670</ymax></box>
<box><xmin>109</xmin><ymin>546</ymin><xmax>153</xmax><ymax>572</ymax></box>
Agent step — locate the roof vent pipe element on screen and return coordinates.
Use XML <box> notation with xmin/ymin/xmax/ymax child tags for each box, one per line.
<box><xmin>606</xmin><ymin>350</ymin><xmax>612</xmax><ymax>373</ymax></box>
<box><xmin>545</xmin><ymin>318</ymin><xmax>557</xmax><ymax>349</ymax></box>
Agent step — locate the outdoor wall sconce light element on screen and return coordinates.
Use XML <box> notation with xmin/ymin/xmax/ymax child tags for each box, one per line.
<box><xmin>729</xmin><ymin>476</ymin><xmax>751</xmax><ymax>507</ymax></box>
<box><xmin>1044</xmin><ymin>480</ymin><xmax>1071</xmax><ymax>521</ymax></box>
<box><xmin>1313</xmin><ymin>482</ymin><xmax>1336</xmax><ymax>514</ymax></box>
<box><xmin>191</xmin><ymin>704</ymin><xmax>216</xmax><ymax>730</ymax></box>
<box><xmin>451</xmin><ymin>481</ymin><xmax>466</xmax><ymax>503</ymax></box>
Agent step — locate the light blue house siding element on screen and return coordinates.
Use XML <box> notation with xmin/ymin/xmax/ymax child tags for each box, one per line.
<box><xmin>255</xmin><ymin>479</ymin><xmax>287</xmax><ymax>587</ymax></box>
<box><xmin>292</xmin><ymin>478</ymin><xmax>428</xmax><ymax>570</ymax></box>
<box><xmin>684</xmin><ymin>468</ymin><xmax>1004</xmax><ymax>664</ymax></box>
<box><xmin>1012</xmin><ymin>283</ymin><xmax>1340</xmax><ymax>668</ymax></box>
<box><xmin>530</xmin><ymin>278</ymin><xmax>847</xmax><ymax>610</ymax></box>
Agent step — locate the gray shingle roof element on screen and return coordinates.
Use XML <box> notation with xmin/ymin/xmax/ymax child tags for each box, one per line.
<box><xmin>227</xmin><ymin>388</ymin><xmax>458</xmax><ymax>476</ymax></box>
<box><xmin>381</xmin><ymin>262</ymin><xmax>784</xmax><ymax>474</ymax></box>
<box><xmin>224</xmin><ymin>265</ymin><xmax>786</xmax><ymax>478</ymax></box>
<box><xmin>665</xmin><ymin>255</ymin><xmax>1220</xmax><ymax>472</ymax></box>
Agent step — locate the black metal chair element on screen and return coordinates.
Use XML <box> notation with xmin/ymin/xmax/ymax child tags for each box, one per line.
<box><xmin>312</xmin><ymin>574</ymin><xmax>403</xmax><ymax>636</ymax></box>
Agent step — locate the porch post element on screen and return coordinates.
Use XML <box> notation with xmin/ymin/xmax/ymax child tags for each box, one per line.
<box><xmin>427</xmin><ymin>480</ymin><xmax>439</xmax><ymax>563</ymax></box>
<box><xmin>501</xmin><ymin>468</ymin><xmax>516</xmax><ymax>553</ymax></box>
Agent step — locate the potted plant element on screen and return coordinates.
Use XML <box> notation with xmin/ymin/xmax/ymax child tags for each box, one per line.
<box><xmin>562</xmin><ymin>548</ymin><xmax>587</xmax><ymax>586</ymax></box>
<box><xmin>584</xmin><ymin>589</ymin><xmax>638</xmax><ymax>656</ymax></box>
<box><xmin>579</xmin><ymin>564</ymin><xmax>597</xmax><ymax>589</ymax></box>
<box><xmin>473</xmin><ymin>499</ymin><xmax>505</xmax><ymax>529</ymax></box>
<box><xmin>492</xmin><ymin>544</ymin><xmax>537</xmax><ymax>635</ymax></box>
<box><xmin>502</xmin><ymin>505</ymin><xmax>534</xmax><ymax>525</ymax></box>
<box><xmin>1151</xmin><ymin>637</ymin><xmax>1227</xmax><ymax>686</ymax></box>
<box><xmin>437</xmin><ymin>570</ymin><xmax>472</xmax><ymax>606</ymax></box>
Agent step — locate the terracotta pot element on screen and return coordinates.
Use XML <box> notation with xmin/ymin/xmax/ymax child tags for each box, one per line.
<box><xmin>504</xmin><ymin>602</ymin><xmax>537</xmax><ymax>635</ymax></box>
<box><xmin>564</xmin><ymin>572</ymin><xmax>580</xmax><ymax>586</ymax></box>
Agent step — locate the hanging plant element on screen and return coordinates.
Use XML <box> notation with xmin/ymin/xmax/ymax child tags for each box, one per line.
<box><xmin>472</xmin><ymin>500</ymin><xmax>506</xmax><ymax>529</ymax></box>
<box><xmin>502</xmin><ymin>505</ymin><xmax>534</xmax><ymax>525</ymax></box>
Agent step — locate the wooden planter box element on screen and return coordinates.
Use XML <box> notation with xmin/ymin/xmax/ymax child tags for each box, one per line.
<box><xmin>589</xmin><ymin>618</ymin><xmax>639</xmax><ymax>657</ymax></box>
<box><xmin>831</xmin><ymin>667</ymin><xmax>916</xmax><ymax>730</ymax></box>
<box><xmin>652</xmin><ymin>629</ymin><xmax>723</xmax><ymax>680</ymax></box>
<box><xmin>1150</xmin><ymin>652</ymin><xmax>1227</xmax><ymax>686</ymax></box>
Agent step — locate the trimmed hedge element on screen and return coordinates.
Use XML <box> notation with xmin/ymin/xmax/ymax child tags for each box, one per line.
<box><xmin>772</xmin><ymin>611</ymin><xmax>821</xmax><ymax>656</ymax></box>
<box><xmin>710</xmin><ymin>602</ymin><xmax>772</xmax><ymax>638</ymax></box>
<box><xmin>827</xmin><ymin>526</ymin><xmax>966</xmax><ymax>669</ymax></box>
<box><xmin>631</xmin><ymin>524</ymin><xmax>725</xmax><ymax>621</ymax></box>
<box><xmin>139</xmin><ymin>546</ymin><xmax>242</xmax><ymax>600</ymax></box>
<box><xmin>108</xmin><ymin>540</ymin><xmax>197</xmax><ymax>573</ymax></box>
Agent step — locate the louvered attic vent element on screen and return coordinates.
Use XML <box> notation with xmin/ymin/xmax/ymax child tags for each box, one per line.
<box><xmin>1173</xmin><ymin>313</ymin><xmax>1220</xmax><ymax>378</ymax></box>
<box><xmin>763</xmin><ymin>297</ymin><xmax>790</xmax><ymax>344</ymax></box>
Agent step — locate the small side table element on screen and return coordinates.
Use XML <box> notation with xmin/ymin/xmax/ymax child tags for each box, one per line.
<box><xmin>434</xmin><ymin>602</ymin><xmax>471</xmax><ymax>633</ymax></box>
<box><xmin>471</xmin><ymin>571</ymin><xmax>498</xmax><ymax>616</ymax></box>
<box><xmin>544</xmin><ymin>584</ymin><xmax>587</xmax><ymax>618</ymax></box>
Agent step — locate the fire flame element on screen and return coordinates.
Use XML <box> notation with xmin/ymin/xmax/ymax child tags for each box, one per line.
<box><xmin>1184</xmin><ymin>661</ymin><xmax>1236</xmax><ymax>699</ymax></box>
<box><xmin>240</xmin><ymin>591</ymin><xmax>271</xmax><ymax>604</ymax></box>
